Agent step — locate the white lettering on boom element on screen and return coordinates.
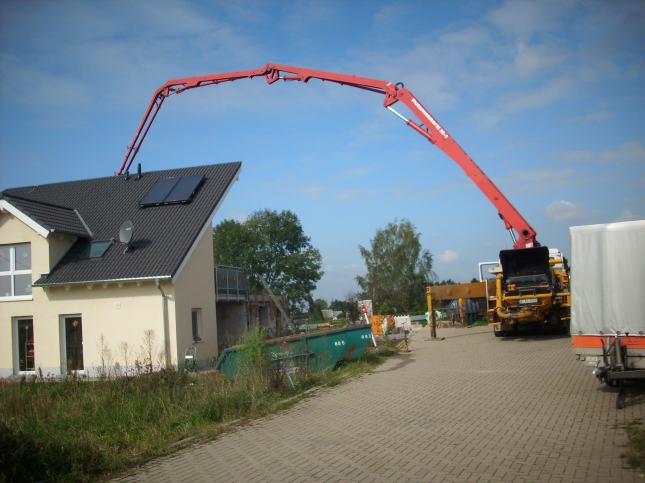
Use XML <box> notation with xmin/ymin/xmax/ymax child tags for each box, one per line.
<box><xmin>411</xmin><ymin>98</ymin><xmax>449</xmax><ymax>139</ymax></box>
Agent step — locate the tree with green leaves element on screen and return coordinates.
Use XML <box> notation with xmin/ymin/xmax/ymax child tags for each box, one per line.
<box><xmin>330</xmin><ymin>296</ymin><xmax>360</xmax><ymax>321</ymax></box>
<box><xmin>356</xmin><ymin>219</ymin><xmax>435</xmax><ymax>314</ymax></box>
<box><xmin>309</xmin><ymin>298</ymin><xmax>328</xmax><ymax>321</ymax></box>
<box><xmin>213</xmin><ymin>209</ymin><xmax>323</xmax><ymax>311</ymax></box>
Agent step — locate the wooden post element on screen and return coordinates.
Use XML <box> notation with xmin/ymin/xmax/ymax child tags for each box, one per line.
<box><xmin>427</xmin><ymin>288</ymin><xmax>437</xmax><ymax>339</ymax></box>
<box><xmin>458</xmin><ymin>297</ymin><xmax>466</xmax><ymax>327</ymax></box>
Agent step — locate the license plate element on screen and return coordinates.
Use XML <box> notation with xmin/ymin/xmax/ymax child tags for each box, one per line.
<box><xmin>518</xmin><ymin>298</ymin><xmax>538</xmax><ymax>305</ymax></box>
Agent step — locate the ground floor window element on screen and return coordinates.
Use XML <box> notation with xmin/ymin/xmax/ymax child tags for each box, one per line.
<box><xmin>15</xmin><ymin>318</ymin><xmax>35</xmax><ymax>372</ymax></box>
<box><xmin>63</xmin><ymin>315</ymin><xmax>84</xmax><ymax>371</ymax></box>
<box><xmin>191</xmin><ymin>309</ymin><xmax>202</xmax><ymax>342</ymax></box>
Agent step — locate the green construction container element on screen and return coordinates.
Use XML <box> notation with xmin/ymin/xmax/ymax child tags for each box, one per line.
<box><xmin>215</xmin><ymin>324</ymin><xmax>373</xmax><ymax>379</ymax></box>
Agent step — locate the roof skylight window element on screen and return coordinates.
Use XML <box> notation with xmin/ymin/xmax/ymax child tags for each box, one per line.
<box><xmin>83</xmin><ymin>240</ymin><xmax>112</xmax><ymax>259</ymax></box>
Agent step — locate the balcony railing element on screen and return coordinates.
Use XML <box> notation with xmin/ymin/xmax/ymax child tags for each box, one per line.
<box><xmin>215</xmin><ymin>266</ymin><xmax>249</xmax><ymax>302</ymax></box>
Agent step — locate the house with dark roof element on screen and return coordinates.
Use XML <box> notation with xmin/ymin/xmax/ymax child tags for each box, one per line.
<box><xmin>0</xmin><ymin>162</ymin><xmax>240</xmax><ymax>377</ymax></box>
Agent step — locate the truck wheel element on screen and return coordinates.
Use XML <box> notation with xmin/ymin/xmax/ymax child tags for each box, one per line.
<box><xmin>494</xmin><ymin>328</ymin><xmax>506</xmax><ymax>337</ymax></box>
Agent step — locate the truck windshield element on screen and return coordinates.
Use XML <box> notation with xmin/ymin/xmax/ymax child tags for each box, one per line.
<box><xmin>500</xmin><ymin>247</ymin><xmax>550</xmax><ymax>281</ymax></box>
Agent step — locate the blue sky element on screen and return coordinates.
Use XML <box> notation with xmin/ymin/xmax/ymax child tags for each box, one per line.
<box><xmin>1</xmin><ymin>0</ymin><xmax>644</xmax><ymax>302</ymax></box>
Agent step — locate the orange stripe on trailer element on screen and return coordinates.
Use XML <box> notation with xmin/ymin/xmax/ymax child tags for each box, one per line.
<box><xmin>572</xmin><ymin>335</ymin><xmax>645</xmax><ymax>349</ymax></box>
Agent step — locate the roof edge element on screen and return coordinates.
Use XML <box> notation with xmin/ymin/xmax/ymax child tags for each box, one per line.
<box><xmin>73</xmin><ymin>209</ymin><xmax>94</xmax><ymax>238</ymax></box>
<box><xmin>33</xmin><ymin>274</ymin><xmax>172</xmax><ymax>287</ymax></box>
<box><xmin>172</xmin><ymin>163</ymin><xmax>242</xmax><ymax>283</ymax></box>
<box><xmin>3</xmin><ymin>161</ymin><xmax>242</xmax><ymax>193</ymax></box>
<box><xmin>2</xmin><ymin>192</ymin><xmax>76</xmax><ymax>212</ymax></box>
<box><xmin>0</xmin><ymin>199</ymin><xmax>50</xmax><ymax>238</ymax></box>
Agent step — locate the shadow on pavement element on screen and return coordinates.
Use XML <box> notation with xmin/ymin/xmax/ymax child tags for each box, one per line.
<box><xmin>497</xmin><ymin>328</ymin><xmax>570</xmax><ymax>341</ymax></box>
<box><xmin>599</xmin><ymin>380</ymin><xmax>645</xmax><ymax>409</ymax></box>
<box><xmin>428</xmin><ymin>328</ymin><xmax>491</xmax><ymax>340</ymax></box>
<box><xmin>624</xmin><ymin>385</ymin><xmax>645</xmax><ymax>409</ymax></box>
<box><xmin>375</xmin><ymin>351</ymin><xmax>415</xmax><ymax>374</ymax></box>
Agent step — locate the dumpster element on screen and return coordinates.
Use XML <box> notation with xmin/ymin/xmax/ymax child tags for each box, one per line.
<box><xmin>215</xmin><ymin>324</ymin><xmax>373</xmax><ymax>379</ymax></box>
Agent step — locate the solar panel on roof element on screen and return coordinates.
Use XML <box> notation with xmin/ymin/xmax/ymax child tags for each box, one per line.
<box><xmin>164</xmin><ymin>175</ymin><xmax>204</xmax><ymax>204</ymax></box>
<box><xmin>139</xmin><ymin>175</ymin><xmax>204</xmax><ymax>207</ymax></box>
<box><xmin>140</xmin><ymin>178</ymin><xmax>179</xmax><ymax>207</ymax></box>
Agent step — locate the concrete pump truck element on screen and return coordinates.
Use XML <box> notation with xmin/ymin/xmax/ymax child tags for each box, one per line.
<box><xmin>115</xmin><ymin>63</ymin><xmax>570</xmax><ymax>337</ymax></box>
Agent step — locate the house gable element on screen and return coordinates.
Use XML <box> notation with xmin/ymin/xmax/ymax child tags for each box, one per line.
<box><xmin>0</xmin><ymin>199</ymin><xmax>49</xmax><ymax>238</ymax></box>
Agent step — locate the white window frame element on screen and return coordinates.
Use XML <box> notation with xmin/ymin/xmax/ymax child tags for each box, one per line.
<box><xmin>191</xmin><ymin>308</ymin><xmax>202</xmax><ymax>343</ymax></box>
<box><xmin>12</xmin><ymin>317</ymin><xmax>36</xmax><ymax>375</ymax></box>
<box><xmin>0</xmin><ymin>243</ymin><xmax>33</xmax><ymax>301</ymax></box>
<box><xmin>59</xmin><ymin>314</ymin><xmax>85</xmax><ymax>375</ymax></box>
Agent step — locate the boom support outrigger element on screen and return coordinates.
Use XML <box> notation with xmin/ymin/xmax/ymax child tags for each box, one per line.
<box><xmin>118</xmin><ymin>63</ymin><xmax>537</xmax><ymax>249</ymax></box>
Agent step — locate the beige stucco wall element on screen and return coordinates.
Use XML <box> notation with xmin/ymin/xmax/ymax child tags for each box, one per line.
<box><xmin>48</xmin><ymin>232</ymin><xmax>77</xmax><ymax>270</ymax></box>
<box><xmin>1</xmin><ymin>212</ymin><xmax>50</xmax><ymax>376</ymax></box>
<box><xmin>2</xmin><ymin>282</ymin><xmax>169</xmax><ymax>377</ymax></box>
<box><xmin>172</xmin><ymin>226</ymin><xmax>217</xmax><ymax>368</ymax></box>
<box><xmin>0</xmin><ymin>212</ymin><xmax>50</xmax><ymax>280</ymax></box>
<box><xmin>1</xmin><ymin>210</ymin><xmax>219</xmax><ymax>377</ymax></box>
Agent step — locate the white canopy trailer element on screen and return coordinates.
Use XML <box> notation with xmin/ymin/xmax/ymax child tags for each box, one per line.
<box><xmin>570</xmin><ymin>220</ymin><xmax>645</xmax><ymax>408</ymax></box>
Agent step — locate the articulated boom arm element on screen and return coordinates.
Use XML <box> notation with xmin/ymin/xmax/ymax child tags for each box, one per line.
<box><xmin>118</xmin><ymin>63</ymin><xmax>538</xmax><ymax>249</ymax></box>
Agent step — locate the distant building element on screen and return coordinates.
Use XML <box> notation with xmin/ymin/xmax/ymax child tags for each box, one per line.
<box><xmin>215</xmin><ymin>266</ymin><xmax>288</xmax><ymax>350</ymax></box>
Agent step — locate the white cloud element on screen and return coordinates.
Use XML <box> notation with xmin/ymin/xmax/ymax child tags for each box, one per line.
<box><xmin>333</xmin><ymin>189</ymin><xmax>376</xmax><ymax>202</ymax></box>
<box><xmin>356</xmin><ymin>0</ymin><xmax>637</xmax><ymax>132</ymax></box>
<box><xmin>614</xmin><ymin>209</ymin><xmax>638</xmax><ymax>222</ymax></box>
<box><xmin>349</xmin><ymin>27</ymin><xmax>493</xmax><ymax>111</ymax></box>
<box><xmin>0</xmin><ymin>1</ymin><xmax>266</xmax><ymax>111</ymax></box>
<box><xmin>472</xmin><ymin>76</ymin><xmax>574</xmax><ymax>127</ymax></box>
<box><xmin>546</xmin><ymin>200</ymin><xmax>586</xmax><ymax>222</ymax></box>
<box><xmin>502</xmin><ymin>168</ymin><xmax>576</xmax><ymax>194</ymax></box>
<box><xmin>440</xmin><ymin>25</ymin><xmax>491</xmax><ymax>47</ymax></box>
<box><xmin>514</xmin><ymin>41</ymin><xmax>568</xmax><ymax>77</ymax></box>
<box><xmin>338</xmin><ymin>166</ymin><xmax>373</xmax><ymax>178</ymax></box>
<box><xmin>322</xmin><ymin>260</ymin><xmax>362</xmax><ymax>272</ymax></box>
<box><xmin>334</xmin><ymin>190</ymin><xmax>360</xmax><ymax>202</ymax></box>
<box><xmin>488</xmin><ymin>0</ymin><xmax>565</xmax><ymax>39</ymax></box>
<box><xmin>282</xmin><ymin>0</ymin><xmax>338</xmax><ymax>36</ymax></box>
<box><xmin>299</xmin><ymin>184</ymin><xmax>323</xmax><ymax>198</ymax></box>
<box><xmin>373</xmin><ymin>3</ymin><xmax>410</xmax><ymax>26</ymax></box>
<box><xmin>553</xmin><ymin>141</ymin><xmax>645</xmax><ymax>164</ymax></box>
<box><xmin>438</xmin><ymin>249</ymin><xmax>459</xmax><ymax>263</ymax></box>
<box><xmin>600</xmin><ymin>142</ymin><xmax>645</xmax><ymax>163</ymax></box>
<box><xmin>567</xmin><ymin>110</ymin><xmax>613</xmax><ymax>124</ymax></box>
<box><xmin>0</xmin><ymin>55</ymin><xmax>92</xmax><ymax>109</ymax></box>
<box><xmin>503</xmin><ymin>77</ymin><xmax>573</xmax><ymax>114</ymax></box>
<box><xmin>224</xmin><ymin>209</ymin><xmax>247</xmax><ymax>222</ymax></box>
<box><xmin>553</xmin><ymin>149</ymin><xmax>594</xmax><ymax>163</ymax></box>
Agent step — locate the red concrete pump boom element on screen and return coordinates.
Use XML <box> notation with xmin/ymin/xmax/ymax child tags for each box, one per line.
<box><xmin>118</xmin><ymin>63</ymin><xmax>538</xmax><ymax>249</ymax></box>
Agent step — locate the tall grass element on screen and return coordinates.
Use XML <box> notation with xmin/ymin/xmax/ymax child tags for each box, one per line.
<box><xmin>237</xmin><ymin>327</ymin><xmax>270</xmax><ymax>389</ymax></box>
<box><xmin>624</xmin><ymin>419</ymin><xmax>645</xmax><ymax>472</ymax></box>
<box><xmin>0</xmin><ymin>331</ymin><xmax>395</xmax><ymax>482</ymax></box>
<box><xmin>0</xmin><ymin>370</ymin><xmax>278</xmax><ymax>481</ymax></box>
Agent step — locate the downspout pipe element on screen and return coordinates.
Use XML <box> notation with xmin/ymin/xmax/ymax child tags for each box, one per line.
<box><xmin>156</xmin><ymin>278</ymin><xmax>171</xmax><ymax>368</ymax></box>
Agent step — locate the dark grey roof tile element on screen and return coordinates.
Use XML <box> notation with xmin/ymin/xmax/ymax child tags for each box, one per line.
<box><xmin>1</xmin><ymin>195</ymin><xmax>90</xmax><ymax>237</ymax></box>
<box><xmin>1</xmin><ymin>162</ymin><xmax>241</xmax><ymax>285</ymax></box>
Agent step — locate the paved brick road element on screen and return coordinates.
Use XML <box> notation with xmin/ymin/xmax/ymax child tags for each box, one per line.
<box><xmin>116</xmin><ymin>327</ymin><xmax>644</xmax><ymax>482</ymax></box>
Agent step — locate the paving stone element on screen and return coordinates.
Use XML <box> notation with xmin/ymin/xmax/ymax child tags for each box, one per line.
<box><xmin>114</xmin><ymin>327</ymin><xmax>643</xmax><ymax>482</ymax></box>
